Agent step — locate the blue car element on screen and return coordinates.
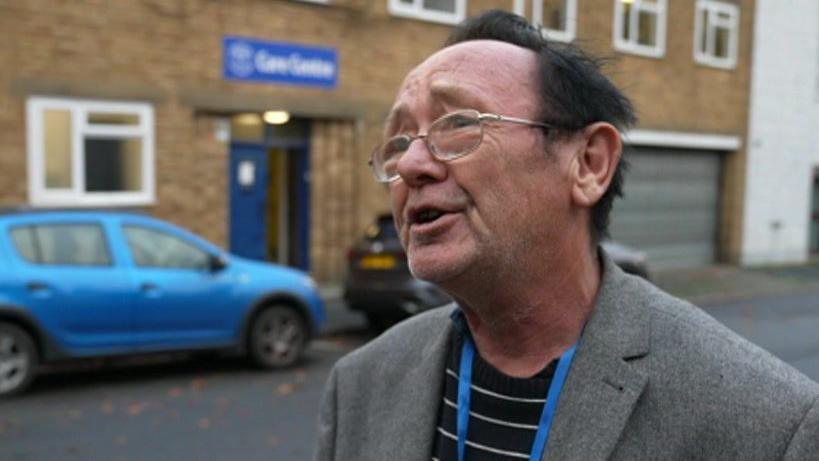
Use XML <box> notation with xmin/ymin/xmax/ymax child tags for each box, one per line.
<box><xmin>0</xmin><ymin>210</ymin><xmax>324</xmax><ymax>396</ymax></box>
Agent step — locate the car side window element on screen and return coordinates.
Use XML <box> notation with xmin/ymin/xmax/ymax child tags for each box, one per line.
<box><xmin>10</xmin><ymin>224</ymin><xmax>112</xmax><ymax>266</ymax></box>
<box><xmin>123</xmin><ymin>225</ymin><xmax>209</xmax><ymax>270</ymax></box>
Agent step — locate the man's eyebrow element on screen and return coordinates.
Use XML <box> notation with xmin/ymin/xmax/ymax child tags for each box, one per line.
<box><xmin>429</xmin><ymin>82</ymin><xmax>481</xmax><ymax>108</ymax></box>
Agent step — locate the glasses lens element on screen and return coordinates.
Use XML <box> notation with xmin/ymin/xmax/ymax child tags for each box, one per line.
<box><xmin>429</xmin><ymin>111</ymin><xmax>482</xmax><ymax>160</ymax></box>
<box><xmin>374</xmin><ymin>135</ymin><xmax>410</xmax><ymax>181</ymax></box>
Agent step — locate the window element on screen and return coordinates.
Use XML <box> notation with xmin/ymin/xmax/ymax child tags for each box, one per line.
<box><xmin>10</xmin><ymin>224</ymin><xmax>112</xmax><ymax>266</ymax></box>
<box><xmin>613</xmin><ymin>0</ymin><xmax>667</xmax><ymax>58</ymax></box>
<box><xmin>513</xmin><ymin>0</ymin><xmax>577</xmax><ymax>42</ymax></box>
<box><xmin>26</xmin><ymin>97</ymin><xmax>155</xmax><ymax>207</ymax></box>
<box><xmin>124</xmin><ymin>226</ymin><xmax>210</xmax><ymax>270</ymax></box>
<box><xmin>694</xmin><ymin>0</ymin><xmax>739</xmax><ymax>69</ymax></box>
<box><xmin>388</xmin><ymin>0</ymin><xmax>465</xmax><ymax>25</ymax></box>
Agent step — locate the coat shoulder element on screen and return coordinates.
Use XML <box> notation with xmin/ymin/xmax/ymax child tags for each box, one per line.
<box><xmin>333</xmin><ymin>305</ymin><xmax>454</xmax><ymax>375</ymax></box>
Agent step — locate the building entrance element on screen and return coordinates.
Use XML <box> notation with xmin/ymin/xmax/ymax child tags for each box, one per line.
<box><xmin>228</xmin><ymin>115</ymin><xmax>310</xmax><ymax>270</ymax></box>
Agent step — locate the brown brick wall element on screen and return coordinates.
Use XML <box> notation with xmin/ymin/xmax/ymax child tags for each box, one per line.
<box><xmin>310</xmin><ymin>119</ymin><xmax>359</xmax><ymax>281</ymax></box>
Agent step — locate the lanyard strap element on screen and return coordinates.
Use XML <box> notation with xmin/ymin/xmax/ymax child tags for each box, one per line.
<box><xmin>457</xmin><ymin>337</ymin><xmax>578</xmax><ymax>461</ymax></box>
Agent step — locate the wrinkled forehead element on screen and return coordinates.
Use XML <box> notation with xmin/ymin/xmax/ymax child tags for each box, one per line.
<box><xmin>387</xmin><ymin>40</ymin><xmax>540</xmax><ymax>127</ymax></box>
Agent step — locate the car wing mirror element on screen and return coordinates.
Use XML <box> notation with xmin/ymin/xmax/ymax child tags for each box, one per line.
<box><xmin>208</xmin><ymin>254</ymin><xmax>228</xmax><ymax>272</ymax></box>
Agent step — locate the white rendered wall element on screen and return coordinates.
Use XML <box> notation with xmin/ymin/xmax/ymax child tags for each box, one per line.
<box><xmin>742</xmin><ymin>0</ymin><xmax>819</xmax><ymax>265</ymax></box>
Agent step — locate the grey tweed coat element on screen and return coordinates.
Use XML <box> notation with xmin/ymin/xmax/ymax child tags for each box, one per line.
<box><xmin>315</xmin><ymin>254</ymin><xmax>819</xmax><ymax>460</ymax></box>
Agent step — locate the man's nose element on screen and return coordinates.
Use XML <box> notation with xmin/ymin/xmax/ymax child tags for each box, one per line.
<box><xmin>395</xmin><ymin>137</ymin><xmax>447</xmax><ymax>186</ymax></box>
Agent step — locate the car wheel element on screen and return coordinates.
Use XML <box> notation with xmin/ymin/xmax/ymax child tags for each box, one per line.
<box><xmin>248</xmin><ymin>305</ymin><xmax>307</xmax><ymax>369</ymax></box>
<box><xmin>0</xmin><ymin>323</ymin><xmax>37</xmax><ymax>397</ymax></box>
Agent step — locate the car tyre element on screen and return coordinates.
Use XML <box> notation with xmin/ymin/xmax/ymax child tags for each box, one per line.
<box><xmin>248</xmin><ymin>305</ymin><xmax>307</xmax><ymax>369</ymax></box>
<box><xmin>0</xmin><ymin>322</ymin><xmax>37</xmax><ymax>397</ymax></box>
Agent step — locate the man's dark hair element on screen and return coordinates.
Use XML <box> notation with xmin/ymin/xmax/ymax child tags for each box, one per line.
<box><xmin>445</xmin><ymin>10</ymin><xmax>637</xmax><ymax>243</ymax></box>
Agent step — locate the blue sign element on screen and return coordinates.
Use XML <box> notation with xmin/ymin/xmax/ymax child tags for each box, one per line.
<box><xmin>223</xmin><ymin>36</ymin><xmax>338</xmax><ymax>89</ymax></box>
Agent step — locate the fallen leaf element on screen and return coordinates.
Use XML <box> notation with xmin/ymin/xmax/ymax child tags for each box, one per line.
<box><xmin>167</xmin><ymin>387</ymin><xmax>184</xmax><ymax>398</ymax></box>
<box><xmin>100</xmin><ymin>400</ymin><xmax>114</xmax><ymax>415</ymax></box>
<box><xmin>190</xmin><ymin>379</ymin><xmax>208</xmax><ymax>391</ymax></box>
<box><xmin>277</xmin><ymin>383</ymin><xmax>294</xmax><ymax>395</ymax></box>
<box><xmin>126</xmin><ymin>402</ymin><xmax>147</xmax><ymax>416</ymax></box>
<box><xmin>197</xmin><ymin>418</ymin><xmax>211</xmax><ymax>429</ymax></box>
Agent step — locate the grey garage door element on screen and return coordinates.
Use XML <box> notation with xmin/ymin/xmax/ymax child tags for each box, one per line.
<box><xmin>608</xmin><ymin>146</ymin><xmax>722</xmax><ymax>270</ymax></box>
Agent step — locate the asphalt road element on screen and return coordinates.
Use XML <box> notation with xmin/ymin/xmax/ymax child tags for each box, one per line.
<box><xmin>0</xmin><ymin>301</ymin><xmax>373</xmax><ymax>461</ymax></box>
<box><xmin>704</xmin><ymin>290</ymin><xmax>819</xmax><ymax>381</ymax></box>
<box><xmin>2</xmin><ymin>292</ymin><xmax>819</xmax><ymax>460</ymax></box>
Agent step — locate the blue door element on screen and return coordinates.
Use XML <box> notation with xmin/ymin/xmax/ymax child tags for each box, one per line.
<box><xmin>230</xmin><ymin>143</ymin><xmax>268</xmax><ymax>260</ymax></box>
<box><xmin>292</xmin><ymin>146</ymin><xmax>311</xmax><ymax>271</ymax></box>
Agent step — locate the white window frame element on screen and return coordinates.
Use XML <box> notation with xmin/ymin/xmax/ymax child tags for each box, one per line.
<box><xmin>513</xmin><ymin>0</ymin><xmax>577</xmax><ymax>42</ymax></box>
<box><xmin>693</xmin><ymin>0</ymin><xmax>739</xmax><ymax>69</ymax></box>
<box><xmin>388</xmin><ymin>0</ymin><xmax>466</xmax><ymax>25</ymax></box>
<box><xmin>26</xmin><ymin>96</ymin><xmax>155</xmax><ymax>208</ymax></box>
<box><xmin>612</xmin><ymin>0</ymin><xmax>667</xmax><ymax>58</ymax></box>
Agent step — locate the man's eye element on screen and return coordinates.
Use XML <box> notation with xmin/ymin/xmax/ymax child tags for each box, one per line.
<box><xmin>439</xmin><ymin>114</ymin><xmax>479</xmax><ymax>131</ymax></box>
<box><xmin>383</xmin><ymin>136</ymin><xmax>411</xmax><ymax>156</ymax></box>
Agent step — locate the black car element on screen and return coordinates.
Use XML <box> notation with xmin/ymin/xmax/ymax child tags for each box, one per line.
<box><xmin>345</xmin><ymin>214</ymin><xmax>649</xmax><ymax>328</ymax></box>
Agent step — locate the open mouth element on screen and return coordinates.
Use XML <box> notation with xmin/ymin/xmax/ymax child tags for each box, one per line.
<box><xmin>411</xmin><ymin>207</ymin><xmax>452</xmax><ymax>226</ymax></box>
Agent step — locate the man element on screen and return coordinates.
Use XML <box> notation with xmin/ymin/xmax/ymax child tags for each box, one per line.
<box><xmin>316</xmin><ymin>10</ymin><xmax>819</xmax><ymax>461</ymax></box>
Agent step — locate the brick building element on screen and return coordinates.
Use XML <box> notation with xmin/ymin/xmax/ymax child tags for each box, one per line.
<box><xmin>0</xmin><ymin>0</ymin><xmax>751</xmax><ymax>280</ymax></box>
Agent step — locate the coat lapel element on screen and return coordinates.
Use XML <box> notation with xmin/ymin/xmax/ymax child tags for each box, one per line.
<box><xmin>388</xmin><ymin>307</ymin><xmax>455</xmax><ymax>461</ymax></box>
<box><xmin>543</xmin><ymin>255</ymin><xmax>651</xmax><ymax>461</ymax></box>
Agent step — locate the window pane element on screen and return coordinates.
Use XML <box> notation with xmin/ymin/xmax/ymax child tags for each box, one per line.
<box><xmin>543</xmin><ymin>0</ymin><xmax>567</xmax><ymax>31</ymax></box>
<box><xmin>621</xmin><ymin>3</ymin><xmax>632</xmax><ymax>40</ymax></box>
<box><xmin>230</xmin><ymin>113</ymin><xmax>265</xmax><ymax>143</ymax></box>
<box><xmin>124</xmin><ymin>226</ymin><xmax>209</xmax><ymax>269</ymax></box>
<box><xmin>84</xmin><ymin>138</ymin><xmax>143</xmax><ymax>192</ymax></box>
<box><xmin>422</xmin><ymin>0</ymin><xmax>455</xmax><ymax>14</ymax></box>
<box><xmin>637</xmin><ymin>10</ymin><xmax>657</xmax><ymax>46</ymax></box>
<box><xmin>10</xmin><ymin>227</ymin><xmax>38</xmax><ymax>263</ymax></box>
<box><xmin>33</xmin><ymin>224</ymin><xmax>111</xmax><ymax>266</ymax></box>
<box><xmin>700</xmin><ymin>9</ymin><xmax>710</xmax><ymax>53</ymax></box>
<box><xmin>43</xmin><ymin>110</ymin><xmax>73</xmax><ymax>189</ymax></box>
<box><xmin>714</xmin><ymin>25</ymin><xmax>730</xmax><ymax>58</ymax></box>
<box><xmin>88</xmin><ymin>113</ymin><xmax>140</xmax><ymax>125</ymax></box>
<box><xmin>268</xmin><ymin>118</ymin><xmax>309</xmax><ymax>141</ymax></box>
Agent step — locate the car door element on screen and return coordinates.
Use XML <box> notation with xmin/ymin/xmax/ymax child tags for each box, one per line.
<box><xmin>7</xmin><ymin>220</ymin><xmax>135</xmax><ymax>354</ymax></box>
<box><xmin>120</xmin><ymin>222</ymin><xmax>235</xmax><ymax>351</ymax></box>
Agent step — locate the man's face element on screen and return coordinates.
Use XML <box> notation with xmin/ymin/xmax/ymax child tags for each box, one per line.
<box><xmin>386</xmin><ymin>40</ymin><xmax>578</xmax><ymax>289</ymax></box>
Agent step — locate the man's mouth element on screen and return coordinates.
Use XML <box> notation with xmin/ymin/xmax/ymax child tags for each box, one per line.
<box><xmin>415</xmin><ymin>209</ymin><xmax>444</xmax><ymax>224</ymax></box>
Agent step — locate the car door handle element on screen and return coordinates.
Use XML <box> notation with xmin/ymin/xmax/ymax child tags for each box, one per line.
<box><xmin>26</xmin><ymin>281</ymin><xmax>49</xmax><ymax>291</ymax></box>
<box><xmin>140</xmin><ymin>283</ymin><xmax>158</xmax><ymax>291</ymax></box>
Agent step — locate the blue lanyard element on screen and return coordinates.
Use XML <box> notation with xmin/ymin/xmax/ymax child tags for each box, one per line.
<box><xmin>457</xmin><ymin>336</ymin><xmax>578</xmax><ymax>461</ymax></box>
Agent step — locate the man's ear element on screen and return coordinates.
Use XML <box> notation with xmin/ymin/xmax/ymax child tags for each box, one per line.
<box><xmin>570</xmin><ymin>122</ymin><xmax>622</xmax><ymax>208</ymax></box>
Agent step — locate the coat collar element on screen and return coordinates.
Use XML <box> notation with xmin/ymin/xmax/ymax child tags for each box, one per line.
<box><xmin>387</xmin><ymin>307</ymin><xmax>455</xmax><ymax>461</ymax></box>
<box><xmin>543</xmin><ymin>250</ymin><xmax>650</xmax><ymax>460</ymax></box>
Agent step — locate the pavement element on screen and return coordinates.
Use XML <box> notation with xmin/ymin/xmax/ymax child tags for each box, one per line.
<box><xmin>320</xmin><ymin>260</ymin><xmax>819</xmax><ymax>308</ymax></box>
<box><xmin>650</xmin><ymin>260</ymin><xmax>819</xmax><ymax>305</ymax></box>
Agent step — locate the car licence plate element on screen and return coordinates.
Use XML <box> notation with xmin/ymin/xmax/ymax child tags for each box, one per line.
<box><xmin>359</xmin><ymin>254</ymin><xmax>396</xmax><ymax>270</ymax></box>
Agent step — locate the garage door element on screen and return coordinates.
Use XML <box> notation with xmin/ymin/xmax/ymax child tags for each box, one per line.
<box><xmin>608</xmin><ymin>146</ymin><xmax>722</xmax><ymax>270</ymax></box>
